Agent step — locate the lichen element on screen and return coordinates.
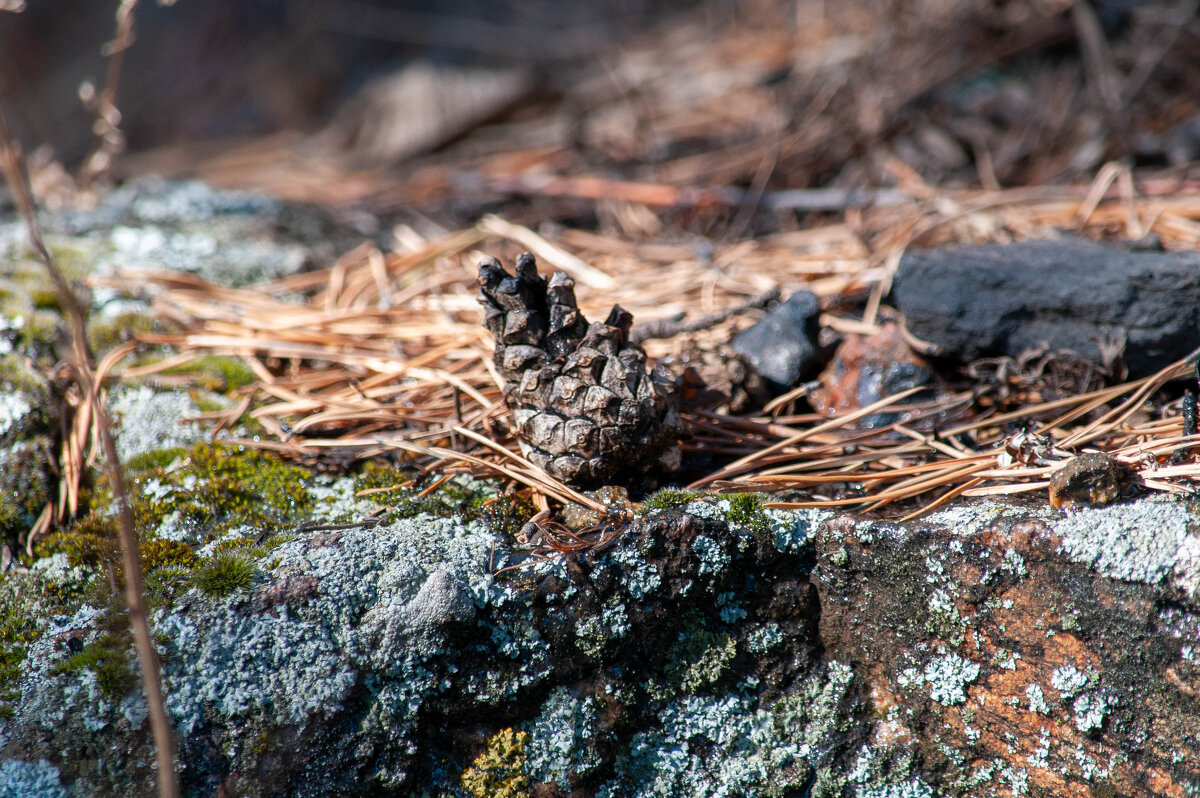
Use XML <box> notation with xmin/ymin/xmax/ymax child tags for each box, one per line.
<box><xmin>523</xmin><ymin>687</ymin><xmax>601</xmax><ymax>789</ymax></box>
<box><xmin>460</xmin><ymin>728</ymin><xmax>531</xmax><ymax>798</ymax></box>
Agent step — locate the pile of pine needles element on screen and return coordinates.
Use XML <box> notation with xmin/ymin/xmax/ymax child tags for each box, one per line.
<box><xmin>98</xmin><ymin>170</ymin><xmax>1200</xmax><ymax>523</ymax></box>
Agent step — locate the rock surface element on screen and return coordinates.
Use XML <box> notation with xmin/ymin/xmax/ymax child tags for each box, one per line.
<box><xmin>3</xmin><ymin>459</ymin><xmax>1199</xmax><ymax>796</ymax></box>
<box><xmin>731</xmin><ymin>289</ymin><xmax>822</xmax><ymax>391</ymax></box>
<box><xmin>892</xmin><ymin>239</ymin><xmax>1200</xmax><ymax>378</ymax></box>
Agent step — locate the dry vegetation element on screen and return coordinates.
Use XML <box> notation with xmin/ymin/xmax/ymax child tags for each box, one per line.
<box><xmin>84</xmin><ymin>0</ymin><xmax>1200</xmax><ymax>524</ymax></box>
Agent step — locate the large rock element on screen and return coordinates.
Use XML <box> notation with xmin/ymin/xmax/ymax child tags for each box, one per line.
<box><xmin>893</xmin><ymin>239</ymin><xmax>1200</xmax><ymax>377</ymax></box>
<box><xmin>4</xmin><ymin>462</ymin><xmax>1200</xmax><ymax>796</ymax></box>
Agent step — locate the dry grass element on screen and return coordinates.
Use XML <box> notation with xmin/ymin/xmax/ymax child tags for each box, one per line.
<box><xmin>97</xmin><ymin>171</ymin><xmax>1200</xmax><ymax>524</ymax></box>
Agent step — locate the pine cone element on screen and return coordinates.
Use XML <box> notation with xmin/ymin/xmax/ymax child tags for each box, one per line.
<box><xmin>478</xmin><ymin>252</ymin><xmax>681</xmax><ymax>486</ymax></box>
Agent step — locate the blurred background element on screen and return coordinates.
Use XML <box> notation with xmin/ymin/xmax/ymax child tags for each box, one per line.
<box><xmin>2</xmin><ymin>0</ymin><xmax>1199</xmax><ymax>234</ymax></box>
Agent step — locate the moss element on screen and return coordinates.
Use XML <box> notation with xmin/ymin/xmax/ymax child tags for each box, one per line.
<box><xmin>85</xmin><ymin>311</ymin><xmax>159</xmax><ymax>353</ymax></box>
<box><xmin>644</xmin><ymin>488</ymin><xmax>700</xmax><ymax>511</ymax></box>
<box><xmin>0</xmin><ymin>440</ymin><xmax>55</xmax><ymax>545</ymax></box>
<box><xmin>211</xmin><ymin>536</ymin><xmax>258</xmax><ymax>555</ymax></box>
<box><xmin>140</xmin><ymin>538</ymin><xmax>198</xmax><ymax>571</ymax></box>
<box><xmin>193</xmin><ymin>551</ymin><xmax>257</xmax><ymax>597</ymax></box>
<box><xmin>725</xmin><ymin>492</ymin><xmax>772</xmax><ymax>541</ymax></box>
<box><xmin>352</xmin><ymin>461</ymin><xmax>515</xmax><ymax>527</ymax></box>
<box><xmin>460</xmin><ymin>728</ymin><xmax>531</xmax><ymax>798</ymax></box>
<box><xmin>50</xmin><ymin>633</ymin><xmax>136</xmax><ymax>702</ymax></box>
<box><xmin>36</xmin><ymin>527</ymin><xmax>119</xmax><ymax>569</ymax></box>
<box><xmin>127</xmin><ymin>442</ymin><xmax>312</xmax><ymax>540</ymax></box>
<box><xmin>144</xmin><ymin>565</ymin><xmax>192</xmax><ymax>608</ymax></box>
<box><xmin>478</xmin><ymin>493</ymin><xmax>537</xmax><ymax>538</ymax></box>
<box><xmin>159</xmin><ymin>355</ymin><xmax>258</xmax><ymax>394</ymax></box>
<box><xmin>123</xmin><ymin>446</ymin><xmax>188</xmax><ymax>473</ymax></box>
<box><xmin>28</xmin><ymin>288</ymin><xmax>61</xmax><ymax>311</ymax></box>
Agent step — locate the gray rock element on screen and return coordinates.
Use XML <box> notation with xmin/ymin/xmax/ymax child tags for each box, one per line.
<box><xmin>893</xmin><ymin>238</ymin><xmax>1200</xmax><ymax>378</ymax></box>
<box><xmin>731</xmin><ymin>289</ymin><xmax>821</xmax><ymax>390</ymax></box>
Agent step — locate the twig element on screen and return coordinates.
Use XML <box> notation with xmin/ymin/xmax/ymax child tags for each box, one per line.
<box><xmin>78</xmin><ymin>0</ymin><xmax>138</xmax><ymax>188</ymax></box>
<box><xmin>0</xmin><ymin>106</ymin><xmax>180</xmax><ymax>798</ymax></box>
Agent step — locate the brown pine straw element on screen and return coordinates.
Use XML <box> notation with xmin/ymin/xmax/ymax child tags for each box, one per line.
<box><xmin>91</xmin><ymin>168</ymin><xmax>1200</xmax><ymax>530</ymax></box>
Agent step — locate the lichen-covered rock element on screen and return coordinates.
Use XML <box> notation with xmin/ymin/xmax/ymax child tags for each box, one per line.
<box><xmin>477</xmin><ymin>252</ymin><xmax>681</xmax><ymax>486</ymax></box>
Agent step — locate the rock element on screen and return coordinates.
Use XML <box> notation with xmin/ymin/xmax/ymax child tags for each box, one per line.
<box><xmin>1048</xmin><ymin>452</ymin><xmax>1126</xmax><ymax>509</ymax></box>
<box><xmin>731</xmin><ymin>289</ymin><xmax>821</xmax><ymax>391</ymax></box>
<box><xmin>808</xmin><ymin>321</ymin><xmax>934</xmax><ymax>425</ymax></box>
<box><xmin>477</xmin><ymin>253</ymin><xmax>681</xmax><ymax>486</ymax></box>
<box><xmin>6</xmin><ymin>463</ymin><xmax>1200</xmax><ymax>796</ymax></box>
<box><xmin>893</xmin><ymin>238</ymin><xmax>1200</xmax><ymax>378</ymax></box>
<box><xmin>813</xmin><ymin>496</ymin><xmax>1200</xmax><ymax>796</ymax></box>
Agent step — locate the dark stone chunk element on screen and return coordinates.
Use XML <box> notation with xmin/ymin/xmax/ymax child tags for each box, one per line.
<box><xmin>731</xmin><ymin>289</ymin><xmax>821</xmax><ymax>391</ymax></box>
<box><xmin>893</xmin><ymin>239</ymin><xmax>1200</xmax><ymax>378</ymax></box>
<box><xmin>1048</xmin><ymin>452</ymin><xmax>1125</xmax><ymax>509</ymax></box>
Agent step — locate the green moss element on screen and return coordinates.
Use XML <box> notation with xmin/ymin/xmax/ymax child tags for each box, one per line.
<box><xmin>144</xmin><ymin>565</ymin><xmax>192</xmax><ymax>608</ymax></box>
<box><xmin>123</xmin><ymin>446</ymin><xmax>188</xmax><ymax>473</ymax></box>
<box><xmin>140</xmin><ymin>538</ymin><xmax>198</xmax><ymax>571</ymax></box>
<box><xmin>50</xmin><ymin>633</ymin><xmax>136</xmax><ymax>702</ymax></box>
<box><xmin>352</xmin><ymin>462</ymin><xmax>515</xmax><ymax>527</ymax></box>
<box><xmin>725</xmin><ymin>492</ymin><xmax>771</xmax><ymax>540</ymax></box>
<box><xmin>36</xmin><ymin>527</ymin><xmax>119</xmax><ymax>569</ymax></box>
<box><xmin>0</xmin><ymin>440</ymin><xmax>55</xmax><ymax>544</ymax></box>
<box><xmin>193</xmin><ymin>551</ymin><xmax>257</xmax><ymax>597</ymax></box>
<box><xmin>28</xmin><ymin>288</ymin><xmax>61</xmax><ymax>311</ymax></box>
<box><xmin>162</xmin><ymin>355</ymin><xmax>257</xmax><ymax>394</ymax></box>
<box><xmin>86</xmin><ymin>311</ymin><xmax>159</xmax><ymax>353</ymax></box>
<box><xmin>460</xmin><ymin>728</ymin><xmax>531</xmax><ymax>798</ymax></box>
<box><xmin>479</xmin><ymin>493</ymin><xmax>537</xmax><ymax>538</ymax></box>
<box><xmin>127</xmin><ymin>442</ymin><xmax>312</xmax><ymax>540</ymax></box>
<box><xmin>644</xmin><ymin>488</ymin><xmax>700</xmax><ymax>511</ymax></box>
<box><xmin>211</xmin><ymin>536</ymin><xmax>258</xmax><ymax>555</ymax></box>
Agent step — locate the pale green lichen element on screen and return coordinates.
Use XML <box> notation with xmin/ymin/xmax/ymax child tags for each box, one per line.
<box><xmin>523</xmin><ymin>687</ymin><xmax>601</xmax><ymax>789</ymax></box>
<box><xmin>0</xmin><ymin>759</ymin><xmax>67</xmax><ymax>798</ymax></box>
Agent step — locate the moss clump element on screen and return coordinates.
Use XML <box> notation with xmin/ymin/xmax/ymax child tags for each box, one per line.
<box><xmin>129</xmin><ymin>442</ymin><xmax>311</xmax><ymax>540</ymax></box>
<box><xmin>140</xmin><ymin>538</ymin><xmax>198</xmax><ymax>571</ymax></box>
<box><xmin>211</xmin><ymin>536</ymin><xmax>258</xmax><ymax>555</ymax></box>
<box><xmin>460</xmin><ymin>728</ymin><xmax>531</xmax><ymax>798</ymax></box>
<box><xmin>145</xmin><ymin>565</ymin><xmax>192</xmax><ymax>607</ymax></box>
<box><xmin>160</xmin><ymin>355</ymin><xmax>258</xmax><ymax>394</ymax></box>
<box><xmin>0</xmin><ymin>440</ymin><xmax>55</xmax><ymax>545</ymax></box>
<box><xmin>50</xmin><ymin>633</ymin><xmax>136</xmax><ymax>702</ymax></box>
<box><xmin>193</xmin><ymin>551</ymin><xmax>257</xmax><ymax>597</ymax></box>
<box><xmin>85</xmin><ymin>311</ymin><xmax>160</xmax><ymax>353</ymax></box>
<box><xmin>478</xmin><ymin>493</ymin><xmax>537</xmax><ymax>538</ymax></box>
<box><xmin>644</xmin><ymin>488</ymin><xmax>700</xmax><ymax>511</ymax></box>
<box><xmin>123</xmin><ymin>446</ymin><xmax>188</xmax><ymax>473</ymax></box>
<box><xmin>726</xmin><ymin>492</ymin><xmax>771</xmax><ymax>539</ymax></box>
<box><xmin>35</xmin><ymin>527</ymin><xmax>119</xmax><ymax>569</ymax></box>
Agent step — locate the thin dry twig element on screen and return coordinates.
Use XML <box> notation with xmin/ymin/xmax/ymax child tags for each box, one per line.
<box><xmin>0</xmin><ymin>106</ymin><xmax>180</xmax><ymax>798</ymax></box>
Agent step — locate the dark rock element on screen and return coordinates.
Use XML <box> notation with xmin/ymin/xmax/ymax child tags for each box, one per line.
<box><xmin>893</xmin><ymin>238</ymin><xmax>1200</xmax><ymax>378</ymax></box>
<box><xmin>731</xmin><ymin>289</ymin><xmax>821</xmax><ymax>391</ymax></box>
<box><xmin>1048</xmin><ymin>452</ymin><xmax>1126</xmax><ymax>509</ymax></box>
